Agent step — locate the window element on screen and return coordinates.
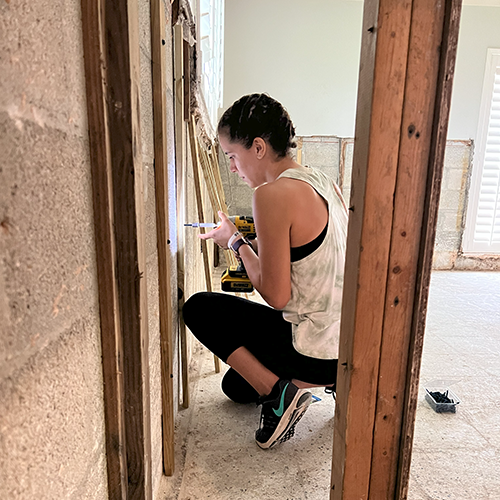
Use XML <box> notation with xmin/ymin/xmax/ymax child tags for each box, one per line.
<box><xmin>199</xmin><ymin>0</ymin><xmax>224</xmax><ymax>129</ymax></box>
<box><xmin>463</xmin><ymin>48</ymin><xmax>500</xmax><ymax>254</ymax></box>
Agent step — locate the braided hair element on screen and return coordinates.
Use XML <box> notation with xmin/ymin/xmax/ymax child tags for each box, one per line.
<box><xmin>218</xmin><ymin>94</ymin><xmax>296</xmax><ymax>158</ymax></box>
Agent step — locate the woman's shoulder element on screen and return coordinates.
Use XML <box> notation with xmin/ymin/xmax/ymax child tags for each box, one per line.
<box><xmin>254</xmin><ymin>173</ymin><xmax>308</xmax><ymax>203</ymax></box>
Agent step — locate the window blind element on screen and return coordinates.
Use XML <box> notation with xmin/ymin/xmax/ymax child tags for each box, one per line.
<box><xmin>464</xmin><ymin>49</ymin><xmax>500</xmax><ymax>254</ymax></box>
<box><xmin>472</xmin><ymin>67</ymin><xmax>500</xmax><ymax>252</ymax></box>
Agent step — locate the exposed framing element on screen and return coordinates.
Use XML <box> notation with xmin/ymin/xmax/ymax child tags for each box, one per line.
<box><xmin>330</xmin><ymin>1</ymin><xmax>462</xmax><ymax>498</ymax></box>
<box><xmin>173</xmin><ymin>21</ymin><xmax>190</xmax><ymax>409</ymax></box>
<box><xmin>81</xmin><ymin>0</ymin><xmax>152</xmax><ymax>497</ymax></box>
<box><xmin>150</xmin><ymin>0</ymin><xmax>175</xmax><ymax>476</ymax></box>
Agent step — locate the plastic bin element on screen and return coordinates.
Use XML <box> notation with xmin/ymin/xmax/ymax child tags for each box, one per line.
<box><xmin>425</xmin><ymin>388</ymin><xmax>460</xmax><ymax>413</ymax></box>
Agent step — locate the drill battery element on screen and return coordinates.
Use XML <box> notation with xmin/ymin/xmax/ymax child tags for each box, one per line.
<box><xmin>220</xmin><ymin>265</ymin><xmax>254</xmax><ymax>293</ymax></box>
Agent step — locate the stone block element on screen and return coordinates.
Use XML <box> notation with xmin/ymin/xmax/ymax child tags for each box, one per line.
<box><xmin>438</xmin><ymin>189</ymin><xmax>462</xmax><ymax>211</ymax></box>
<box><xmin>0</xmin><ymin>116</ymin><xmax>100</xmax><ymax>382</ymax></box>
<box><xmin>443</xmin><ymin>167</ymin><xmax>467</xmax><ymax>192</ymax></box>
<box><xmin>0</xmin><ymin>322</ymin><xmax>108</xmax><ymax>500</ymax></box>
<box><xmin>301</xmin><ymin>138</ymin><xmax>340</xmax><ymax>176</ymax></box>
<box><xmin>436</xmin><ymin>209</ymin><xmax>461</xmax><ymax>234</ymax></box>
<box><xmin>432</xmin><ymin>250</ymin><xmax>457</xmax><ymax>270</ymax></box>
<box><xmin>434</xmin><ymin>230</ymin><xmax>460</xmax><ymax>252</ymax></box>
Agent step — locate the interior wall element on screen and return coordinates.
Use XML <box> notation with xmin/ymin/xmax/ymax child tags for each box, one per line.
<box><xmin>222</xmin><ymin>0</ymin><xmax>363</xmax><ymax>137</ymax></box>
<box><xmin>448</xmin><ymin>5</ymin><xmax>500</xmax><ymax>140</ymax></box>
<box><xmin>0</xmin><ymin>0</ymin><xmax>192</xmax><ymax>497</ymax></box>
<box><xmin>0</xmin><ymin>0</ymin><xmax>108</xmax><ymax>498</ymax></box>
<box><xmin>221</xmin><ymin>1</ymin><xmax>500</xmax><ymax>269</ymax></box>
<box><xmin>223</xmin><ymin>1</ymin><xmax>500</xmax><ymax>142</ymax></box>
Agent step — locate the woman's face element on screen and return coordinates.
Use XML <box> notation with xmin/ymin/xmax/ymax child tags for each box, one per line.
<box><xmin>219</xmin><ymin>134</ymin><xmax>263</xmax><ymax>188</ymax></box>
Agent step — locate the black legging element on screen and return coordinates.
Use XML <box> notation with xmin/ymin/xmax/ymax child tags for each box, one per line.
<box><xmin>182</xmin><ymin>292</ymin><xmax>337</xmax><ymax>403</ymax></box>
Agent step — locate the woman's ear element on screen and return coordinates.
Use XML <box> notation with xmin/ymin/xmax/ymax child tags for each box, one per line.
<box><xmin>253</xmin><ymin>137</ymin><xmax>266</xmax><ymax>159</ymax></box>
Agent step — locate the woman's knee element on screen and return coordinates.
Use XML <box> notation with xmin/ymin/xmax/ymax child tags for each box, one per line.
<box><xmin>182</xmin><ymin>292</ymin><xmax>212</xmax><ymax>329</ymax></box>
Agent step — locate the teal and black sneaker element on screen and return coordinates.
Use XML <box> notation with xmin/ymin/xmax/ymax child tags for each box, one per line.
<box><xmin>255</xmin><ymin>379</ymin><xmax>312</xmax><ymax>449</ymax></box>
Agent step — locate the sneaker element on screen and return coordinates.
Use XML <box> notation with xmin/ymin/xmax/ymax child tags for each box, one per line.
<box><xmin>255</xmin><ymin>380</ymin><xmax>312</xmax><ymax>450</ymax></box>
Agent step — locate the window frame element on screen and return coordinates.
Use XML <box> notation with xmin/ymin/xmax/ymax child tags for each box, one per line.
<box><xmin>463</xmin><ymin>47</ymin><xmax>500</xmax><ymax>254</ymax></box>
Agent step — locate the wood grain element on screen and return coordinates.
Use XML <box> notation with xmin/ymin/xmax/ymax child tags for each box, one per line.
<box><xmin>151</xmin><ymin>0</ymin><xmax>175</xmax><ymax>476</ymax></box>
<box><xmin>331</xmin><ymin>1</ymin><xmax>461</xmax><ymax>498</ymax></box>
<box><xmin>396</xmin><ymin>2</ymin><xmax>462</xmax><ymax>498</ymax></box>
<box><xmin>104</xmin><ymin>0</ymin><xmax>152</xmax><ymax>496</ymax></box>
<box><xmin>81</xmin><ymin>0</ymin><xmax>128</xmax><ymax>496</ymax></box>
<box><xmin>174</xmin><ymin>23</ymin><xmax>190</xmax><ymax>409</ymax></box>
<box><xmin>82</xmin><ymin>0</ymin><xmax>153</xmax><ymax>497</ymax></box>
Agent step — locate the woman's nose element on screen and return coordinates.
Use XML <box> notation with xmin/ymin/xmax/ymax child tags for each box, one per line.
<box><xmin>229</xmin><ymin>161</ymin><xmax>237</xmax><ymax>173</ymax></box>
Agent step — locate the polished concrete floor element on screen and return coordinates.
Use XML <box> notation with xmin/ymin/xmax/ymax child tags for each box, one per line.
<box><xmin>160</xmin><ymin>271</ymin><xmax>500</xmax><ymax>499</ymax></box>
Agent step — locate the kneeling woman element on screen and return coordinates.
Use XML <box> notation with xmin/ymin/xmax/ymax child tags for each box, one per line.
<box><xmin>183</xmin><ymin>93</ymin><xmax>348</xmax><ymax>449</ymax></box>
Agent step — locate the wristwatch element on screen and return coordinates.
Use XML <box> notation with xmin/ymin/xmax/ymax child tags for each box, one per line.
<box><xmin>231</xmin><ymin>236</ymin><xmax>251</xmax><ymax>256</ymax></box>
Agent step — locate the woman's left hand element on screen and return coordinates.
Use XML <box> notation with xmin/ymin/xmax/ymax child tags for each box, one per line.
<box><xmin>198</xmin><ymin>211</ymin><xmax>237</xmax><ymax>249</ymax></box>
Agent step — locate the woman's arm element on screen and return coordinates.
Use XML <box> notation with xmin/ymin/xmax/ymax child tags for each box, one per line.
<box><xmin>198</xmin><ymin>182</ymin><xmax>293</xmax><ymax>309</ymax></box>
<box><xmin>238</xmin><ymin>182</ymin><xmax>292</xmax><ymax>309</ymax></box>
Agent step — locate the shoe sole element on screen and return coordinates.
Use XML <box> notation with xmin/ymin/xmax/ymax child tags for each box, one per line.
<box><xmin>256</xmin><ymin>390</ymin><xmax>312</xmax><ymax>450</ymax></box>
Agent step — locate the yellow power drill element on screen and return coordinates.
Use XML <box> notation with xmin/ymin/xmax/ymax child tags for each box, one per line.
<box><xmin>185</xmin><ymin>216</ymin><xmax>256</xmax><ymax>293</ymax></box>
<box><xmin>220</xmin><ymin>216</ymin><xmax>255</xmax><ymax>293</ymax></box>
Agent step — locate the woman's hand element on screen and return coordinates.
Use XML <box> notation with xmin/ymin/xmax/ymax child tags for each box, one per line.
<box><xmin>198</xmin><ymin>211</ymin><xmax>237</xmax><ymax>249</ymax></box>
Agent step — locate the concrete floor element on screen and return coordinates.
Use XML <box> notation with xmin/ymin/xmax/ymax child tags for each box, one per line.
<box><xmin>159</xmin><ymin>271</ymin><xmax>500</xmax><ymax>499</ymax></box>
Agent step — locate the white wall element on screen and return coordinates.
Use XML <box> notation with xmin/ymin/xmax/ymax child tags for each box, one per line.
<box><xmin>223</xmin><ymin>1</ymin><xmax>500</xmax><ymax>140</ymax></box>
<box><xmin>223</xmin><ymin>0</ymin><xmax>363</xmax><ymax>137</ymax></box>
<box><xmin>448</xmin><ymin>5</ymin><xmax>500</xmax><ymax>139</ymax></box>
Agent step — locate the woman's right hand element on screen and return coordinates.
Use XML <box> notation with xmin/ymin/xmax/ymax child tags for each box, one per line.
<box><xmin>199</xmin><ymin>211</ymin><xmax>238</xmax><ymax>249</ymax></box>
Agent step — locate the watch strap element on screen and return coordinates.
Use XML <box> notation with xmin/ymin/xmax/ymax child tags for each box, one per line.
<box><xmin>231</xmin><ymin>236</ymin><xmax>249</xmax><ymax>256</ymax></box>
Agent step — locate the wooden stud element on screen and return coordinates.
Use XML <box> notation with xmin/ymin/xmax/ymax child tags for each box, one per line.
<box><xmin>174</xmin><ymin>22</ymin><xmax>190</xmax><ymax>409</ymax></box>
<box><xmin>81</xmin><ymin>1</ymin><xmax>128</xmax><ymax>497</ymax></box>
<box><xmin>105</xmin><ymin>0</ymin><xmax>153</xmax><ymax>496</ymax></box>
<box><xmin>150</xmin><ymin>0</ymin><xmax>175</xmax><ymax>476</ymax></box>
<box><xmin>82</xmin><ymin>0</ymin><xmax>153</xmax><ymax>497</ymax></box>
<box><xmin>396</xmin><ymin>2</ymin><xmax>462</xmax><ymax>497</ymax></box>
<box><xmin>188</xmin><ymin>118</ymin><xmax>213</xmax><ymax>294</ymax></box>
<box><xmin>369</xmin><ymin>1</ymin><xmax>446</xmax><ymax>495</ymax></box>
<box><xmin>183</xmin><ymin>40</ymin><xmax>191</xmax><ymax>122</ymax></box>
<box><xmin>330</xmin><ymin>1</ymin><xmax>461</xmax><ymax>498</ymax></box>
<box><xmin>188</xmin><ymin>119</ymin><xmax>221</xmax><ymax>374</ymax></box>
<box><xmin>198</xmin><ymin>145</ymin><xmax>237</xmax><ymax>267</ymax></box>
<box><xmin>208</xmin><ymin>148</ymin><xmax>228</xmax><ymax>215</ymax></box>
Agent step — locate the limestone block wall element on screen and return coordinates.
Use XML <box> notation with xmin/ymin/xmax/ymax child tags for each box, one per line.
<box><xmin>0</xmin><ymin>0</ymin><xmax>199</xmax><ymax>497</ymax></box>
<box><xmin>218</xmin><ymin>150</ymin><xmax>253</xmax><ymax>217</ymax></box>
<box><xmin>219</xmin><ymin>136</ymin><xmax>492</xmax><ymax>271</ymax></box>
<box><xmin>433</xmin><ymin>141</ymin><xmax>473</xmax><ymax>269</ymax></box>
<box><xmin>0</xmin><ymin>0</ymin><xmax>108</xmax><ymax>498</ymax></box>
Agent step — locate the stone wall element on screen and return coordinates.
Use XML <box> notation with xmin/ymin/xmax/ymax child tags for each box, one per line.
<box><xmin>219</xmin><ymin>136</ymin><xmax>496</xmax><ymax>271</ymax></box>
<box><xmin>433</xmin><ymin>141</ymin><xmax>473</xmax><ymax>269</ymax></box>
<box><xmin>0</xmin><ymin>0</ymin><xmax>108</xmax><ymax>497</ymax></box>
<box><xmin>0</xmin><ymin>0</ymin><xmax>200</xmax><ymax>498</ymax></box>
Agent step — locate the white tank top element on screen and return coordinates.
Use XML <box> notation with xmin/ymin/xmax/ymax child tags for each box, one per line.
<box><xmin>277</xmin><ymin>166</ymin><xmax>348</xmax><ymax>360</ymax></box>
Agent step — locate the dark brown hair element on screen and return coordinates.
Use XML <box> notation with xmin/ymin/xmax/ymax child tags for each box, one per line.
<box><xmin>218</xmin><ymin>93</ymin><xmax>296</xmax><ymax>158</ymax></box>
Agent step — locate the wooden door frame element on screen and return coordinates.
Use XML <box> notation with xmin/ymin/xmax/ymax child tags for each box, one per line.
<box><xmin>330</xmin><ymin>1</ymin><xmax>462</xmax><ymax>498</ymax></box>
